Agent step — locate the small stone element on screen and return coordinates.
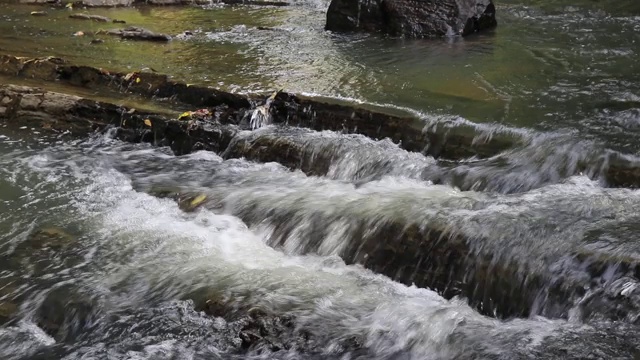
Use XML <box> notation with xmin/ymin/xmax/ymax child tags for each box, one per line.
<box><xmin>90</xmin><ymin>38</ymin><xmax>104</xmax><ymax>44</ymax></box>
<box><xmin>0</xmin><ymin>301</ymin><xmax>18</xmax><ymax>325</ymax></box>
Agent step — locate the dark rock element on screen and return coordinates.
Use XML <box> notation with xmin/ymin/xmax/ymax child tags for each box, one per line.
<box><xmin>102</xmin><ymin>26</ymin><xmax>172</xmax><ymax>42</ymax></box>
<box><xmin>0</xmin><ymin>280</ymin><xmax>18</xmax><ymax>326</ymax></box>
<box><xmin>112</xmin><ymin>19</ymin><xmax>126</xmax><ymax>24</ymax></box>
<box><xmin>326</xmin><ymin>0</ymin><xmax>497</xmax><ymax>38</ymax></box>
<box><xmin>35</xmin><ymin>285</ymin><xmax>98</xmax><ymax>342</ymax></box>
<box><xmin>0</xmin><ymin>301</ymin><xmax>18</xmax><ymax>326</ymax></box>
<box><xmin>89</xmin><ymin>38</ymin><xmax>105</xmax><ymax>44</ymax></box>
<box><xmin>5</xmin><ymin>54</ymin><xmax>640</xmax><ymax>193</ymax></box>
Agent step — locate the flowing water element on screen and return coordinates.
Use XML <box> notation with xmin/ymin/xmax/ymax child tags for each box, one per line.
<box><xmin>1</xmin><ymin>0</ymin><xmax>640</xmax><ymax>358</ymax></box>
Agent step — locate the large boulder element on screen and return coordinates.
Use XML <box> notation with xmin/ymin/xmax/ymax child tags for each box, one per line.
<box><xmin>325</xmin><ymin>0</ymin><xmax>497</xmax><ymax>38</ymax></box>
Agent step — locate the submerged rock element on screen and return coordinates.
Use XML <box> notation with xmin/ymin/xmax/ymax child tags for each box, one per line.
<box><xmin>102</xmin><ymin>27</ymin><xmax>172</xmax><ymax>42</ymax></box>
<box><xmin>35</xmin><ymin>285</ymin><xmax>98</xmax><ymax>342</ymax></box>
<box><xmin>0</xmin><ymin>302</ymin><xmax>18</xmax><ymax>326</ymax></box>
<box><xmin>326</xmin><ymin>0</ymin><xmax>497</xmax><ymax>38</ymax></box>
<box><xmin>0</xmin><ymin>281</ymin><xmax>19</xmax><ymax>326</ymax></box>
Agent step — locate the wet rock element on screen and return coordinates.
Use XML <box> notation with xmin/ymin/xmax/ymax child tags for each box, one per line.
<box><xmin>0</xmin><ymin>55</ymin><xmax>517</xmax><ymax>160</ymax></box>
<box><xmin>326</xmin><ymin>0</ymin><xmax>497</xmax><ymax>38</ymax></box>
<box><xmin>19</xmin><ymin>227</ymin><xmax>76</xmax><ymax>252</ymax></box>
<box><xmin>103</xmin><ymin>26</ymin><xmax>172</xmax><ymax>42</ymax></box>
<box><xmin>35</xmin><ymin>285</ymin><xmax>98</xmax><ymax>342</ymax></box>
<box><xmin>112</xmin><ymin>19</ymin><xmax>126</xmax><ymax>24</ymax></box>
<box><xmin>0</xmin><ymin>301</ymin><xmax>18</xmax><ymax>325</ymax></box>
<box><xmin>269</xmin><ymin>92</ymin><xmax>517</xmax><ymax>159</ymax></box>
<box><xmin>89</xmin><ymin>38</ymin><xmax>105</xmax><ymax>44</ymax></box>
<box><xmin>20</xmin><ymin>57</ymin><xmax>63</xmax><ymax>80</ymax></box>
<box><xmin>5</xmin><ymin>56</ymin><xmax>640</xmax><ymax>192</ymax></box>
<box><xmin>0</xmin><ymin>281</ymin><xmax>19</xmax><ymax>326</ymax></box>
<box><xmin>9</xmin><ymin>226</ymin><xmax>82</xmax><ymax>276</ymax></box>
<box><xmin>0</xmin><ymin>54</ymin><xmax>27</xmax><ymax>75</ymax></box>
<box><xmin>69</xmin><ymin>14</ymin><xmax>111</xmax><ymax>22</ymax></box>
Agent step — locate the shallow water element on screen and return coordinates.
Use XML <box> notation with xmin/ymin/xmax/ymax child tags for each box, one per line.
<box><xmin>1</xmin><ymin>0</ymin><xmax>640</xmax><ymax>358</ymax></box>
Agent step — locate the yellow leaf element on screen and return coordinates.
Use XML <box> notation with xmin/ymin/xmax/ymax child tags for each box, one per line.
<box><xmin>65</xmin><ymin>2</ymin><xmax>73</xmax><ymax>9</ymax></box>
<box><xmin>143</xmin><ymin>119</ymin><xmax>152</xmax><ymax>127</ymax></box>
<box><xmin>178</xmin><ymin>111</ymin><xmax>192</xmax><ymax>120</ymax></box>
<box><xmin>135</xmin><ymin>77</ymin><xmax>141</xmax><ymax>83</ymax></box>
<box><xmin>190</xmin><ymin>194</ymin><xmax>207</xmax><ymax>207</ymax></box>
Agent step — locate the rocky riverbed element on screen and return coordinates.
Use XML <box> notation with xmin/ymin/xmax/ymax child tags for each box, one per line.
<box><xmin>1</xmin><ymin>0</ymin><xmax>640</xmax><ymax>358</ymax></box>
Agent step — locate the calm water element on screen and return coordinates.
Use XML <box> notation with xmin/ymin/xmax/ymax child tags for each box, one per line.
<box><xmin>1</xmin><ymin>0</ymin><xmax>640</xmax><ymax>358</ymax></box>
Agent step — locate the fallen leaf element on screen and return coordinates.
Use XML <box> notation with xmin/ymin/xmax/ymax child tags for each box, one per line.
<box><xmin>65</xmin><ymin>2</ymin><xmax>73</xmax><ymax>9</ymax></box>
<box><xmin>190</xmin><ymin>194</ymin><xmax>207</xmax><ymax>207</ymax></box>
<box><xmin>73</xmin><ymin>31</ymin><xmax>84</xmax><ymax>37</ymax></box>
<box><xmin>143</xmin><ymin>119</ymin><xmax>152</xmax><ymax>127</ymax></box>
<box><xmin>135</xmin><ymin>77</ymin><xmax>141</xmax><ymax>83</ymax></box>
<box><xmin>178</xmin><ymin>111</ymin><xmax>193</xmax><ymax>120</ymax></box>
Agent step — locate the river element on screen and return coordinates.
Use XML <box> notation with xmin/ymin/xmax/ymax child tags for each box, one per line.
<box><xmin>1</xmin><ymin>0</ymin><xmax>639</xmax><ymax>359</ymax></box>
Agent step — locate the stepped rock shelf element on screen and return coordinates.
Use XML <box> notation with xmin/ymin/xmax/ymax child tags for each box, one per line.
<box><xmin>1</xmin><ymin>54</ymin><xmax>640</xmax><ymax>327</ymax></box>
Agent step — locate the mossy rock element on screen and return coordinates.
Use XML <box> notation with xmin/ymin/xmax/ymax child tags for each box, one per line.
<box><xmin>0</xmin><ymin>301</ymin><xmax>18</xmax><ymax>325</ymax></box>
<box><xmin>25</xmin><ymin>227</ymin><xmax>76</xmax><ymax>250</ymax></box>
